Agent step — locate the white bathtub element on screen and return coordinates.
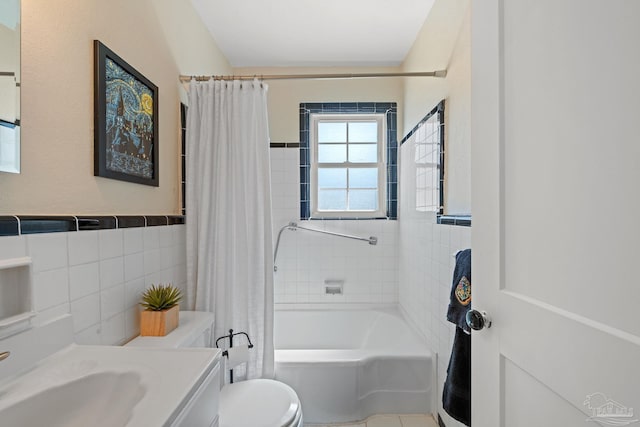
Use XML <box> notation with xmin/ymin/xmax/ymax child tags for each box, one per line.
<box><xmin>274</xmin><ymin>308</ymin><xmax>433</xmax><ymax>424</ymax></box>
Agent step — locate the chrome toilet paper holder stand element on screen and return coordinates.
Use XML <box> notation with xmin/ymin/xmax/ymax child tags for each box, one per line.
<box><xmin>215</xmin><ymin>329</ymin><xmax>254</xmax><ymax>384</ymax></box>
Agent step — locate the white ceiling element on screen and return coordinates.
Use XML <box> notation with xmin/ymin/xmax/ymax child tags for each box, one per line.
<box><xmin>190</xmin><ymin>0</ymin><xmax>436</xmax><ymax>67</ymax></box>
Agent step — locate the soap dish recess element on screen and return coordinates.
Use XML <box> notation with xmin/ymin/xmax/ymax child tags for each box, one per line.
<box><xmin>0</xmin><ymin>256</ymin><xmax>35</xmax><ymax>338</ymax></box>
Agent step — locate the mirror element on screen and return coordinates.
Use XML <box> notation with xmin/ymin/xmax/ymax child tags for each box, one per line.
<box><xmin>0</xmin><ymin>0</ymin><xmax>20</xmax><ymax>173</ymax></box>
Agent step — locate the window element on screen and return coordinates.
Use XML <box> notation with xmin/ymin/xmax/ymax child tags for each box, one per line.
<box><xmin>401</xmin><ymin>100</ymin><xmax>449</xmax><ymax>218</ymax></box>
<box><xmin>299</xmin><ymin>102</ymin><xmax>398</xmax><ymax>220</ymax></box>
<box><xmin>310</xmin><ymin>114</ymin><xmax>386</xmax><ymax>218</ymax></box>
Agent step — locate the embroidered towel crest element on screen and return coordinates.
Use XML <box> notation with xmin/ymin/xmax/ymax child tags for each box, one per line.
<box><xmin>446</xmin><ymin>248</ymin><xmax>472</xmax><ymax>332</ymax></box>
<box><xmin>455</xmin><ymin>276</ymin><xmax>471</xmax><ymax>306</ymax></box>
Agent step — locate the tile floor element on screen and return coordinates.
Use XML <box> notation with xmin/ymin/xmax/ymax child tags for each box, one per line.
<box><xmin>308</xmin><ymin>414</ymin><xmax>437</xmax><ymax>427</ymax></box>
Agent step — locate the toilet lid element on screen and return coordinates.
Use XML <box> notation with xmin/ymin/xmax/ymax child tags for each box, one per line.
<box><xmin>219</xmin><ymin>379</ymin><xmax>300</xmax><ymax>427</ymax></box>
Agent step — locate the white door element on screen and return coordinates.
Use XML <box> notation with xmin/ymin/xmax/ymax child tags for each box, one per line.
<box><xmin>471</xmin><ymin>1</ymin><xmax>640</xmax><ymax>426</ymax></box>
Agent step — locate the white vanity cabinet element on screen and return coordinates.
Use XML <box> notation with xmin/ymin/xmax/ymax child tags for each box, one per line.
<box><xmin>126</xmin><ymin>311</ymin><xmax>222</xmax><ymax>426</ymax></box>
<box><xmin>171</xmin><ymin>357</ymin><xmax>221</xmax><ymax>427</ymax></box>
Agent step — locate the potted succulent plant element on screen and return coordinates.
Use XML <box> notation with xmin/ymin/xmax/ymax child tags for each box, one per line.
<box><xmin>139</xmin><ymin>284</ymin><xmax>182</xmax><ymax>336</ymax></box>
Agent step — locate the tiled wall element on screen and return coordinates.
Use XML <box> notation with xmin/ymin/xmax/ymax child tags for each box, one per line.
<box><xmin>398</xmin><ymin>121</ymin><xmax>470</xmax><ymax>427</ymax></box>
<box><xmin>0</xmin><ymin>225</ymin><xmax>187</xmax><ymax>345</ymax></box>
<box><xmin>271</xmin><ymin>147</ymin><xmax>399</xmax><ymax>304</ymax></box>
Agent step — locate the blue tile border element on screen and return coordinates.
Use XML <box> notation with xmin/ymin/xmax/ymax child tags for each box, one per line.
<box><xmin>299</xmin><ymin>102</ymin><xmax>398</xmax><ymax>220</ymax></box>
<box><xmin>0</xmin><ymin>216</ymin><xmax>20</xmax><ymax>236</ymax></box>
<box><xmin>400</xmin><ymin>100</ymin><xmax>444</xmax><ymax>145</ymax></box>
<box><xmin>269</xmin><ymin>142</ymin><xmax>300</xmax><ymax>148</ymax></box>
<box><xmin>0</xmin><ymin>215</ymin><xmax>186</xmax><ymax>237</ymax></box>
<box><xmin>181</xmin><ymin>103</ymin><xmax>187</xmax><ymax>216</ymax></box>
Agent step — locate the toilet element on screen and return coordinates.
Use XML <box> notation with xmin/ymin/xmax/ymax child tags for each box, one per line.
<box><xmin>126</xmin><ymin>311</ymin><xmax>303</xmax><ymax>427</ymax></box>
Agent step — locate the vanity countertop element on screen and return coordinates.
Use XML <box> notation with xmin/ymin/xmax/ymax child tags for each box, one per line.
<box><xmin>0</xmin><ymin>315</ymin><xmax>221</xmax><ymax>427</ymax></box>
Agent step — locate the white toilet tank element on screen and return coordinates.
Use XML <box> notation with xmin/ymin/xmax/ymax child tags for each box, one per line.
<box><xmin>126</xmin><ymin>311</ymin><xmax>216</xmax><ymax>349</ymax></box>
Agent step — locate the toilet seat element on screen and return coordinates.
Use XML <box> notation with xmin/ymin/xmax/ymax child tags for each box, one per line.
<box><xmin>219</xmin><ymin>379</ymin><xmax>302</xmax><ymax>427</ymax></box>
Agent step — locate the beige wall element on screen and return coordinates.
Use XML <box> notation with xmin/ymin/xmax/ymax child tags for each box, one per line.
<box><xmin>235</xmin><ymin>66</ymin><xmax>404</xmax><ymax>143</ymax></box>
<box><xmin>402</xmin><ymin>0</ymin><xmax>471</xmax><ymax>215</ymax></box>
<box><xmin>0</xmin><ymin>0</ymin><xmax>231</xmax><ymax>215</ymax></box>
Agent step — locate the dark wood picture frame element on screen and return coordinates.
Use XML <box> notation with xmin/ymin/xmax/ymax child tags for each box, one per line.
<box><xmin>94</xmin><ymin>40</ymin><xmax>159</xmax><ymax>186</ymax></box>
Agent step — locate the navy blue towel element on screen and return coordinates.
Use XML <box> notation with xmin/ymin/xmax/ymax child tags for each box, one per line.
<box><xmin>443</xmin><ymin>328</ymin><xmax>471</xmax><ymax>426</ymax></box>
<box><xmin>446</xmin><ymin>249</ymin><xmax>472</xmax><ymax>333</ymax></box>
<box><xmin>443</xmin><ymin>248</ymin><xmax>471</xmax><ymax>426</ymax></box>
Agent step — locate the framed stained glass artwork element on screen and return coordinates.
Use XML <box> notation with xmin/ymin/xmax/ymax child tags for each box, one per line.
<box><xmin>94</xmin><ymin>40</ymin><xmax>158</xmax><ymax>186</ymax></box>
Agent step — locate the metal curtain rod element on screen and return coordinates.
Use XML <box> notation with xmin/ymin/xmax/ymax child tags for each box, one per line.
<box><xmin>273</xmin><ymin>221</ymin><xmax>377</xmax><ymax>272</ymax></box>
<box><xmin>179</xmin><ymin>70</ymin><xmax>447</xmax><ymax>83</ymax></box>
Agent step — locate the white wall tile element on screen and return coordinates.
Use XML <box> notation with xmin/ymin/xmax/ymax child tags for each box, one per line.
<box><xmin>99</xmin><ymin>229</ymin><xmax>124</xmax><ymax>259</ymax></box>
<box><xmin>74</xmin><ymin>324</ymin><xmax>101</xmax><ymax>345</ymax></box>
<box><xmin>158</xmin><ymin>226</ymin><xmax>173</xmax><ymax>248</ymax></box>
<box><xmin>173</xmin><ymin>225</ymin><xmax>186</xmax><ymax>250</ymax></box>
<box><xmin>69</xmin><ymin>262</ymin><xmax>100</xmax><ymax>301</ymax></box>
<box><xmin>174</xmin><ymin>263</ymin><xmax>187</xmax><ymax>286</ymax></box>
<box><xmin>398</xmin><ymin>139</ymin><xmax>471</xmax><ymax>427</ymax></box>
<box><xmin>160</xmin><ymin>246</ymin><xmax>173</xmax><ymax>269</ymax></box>
<box><xmin>143</xmin><ymin>227</ymin><xmax>160</xmax><ymax>251</ymax></box>
<box><xmin>27</xmin><ymin>233</ymin><xmax>68</xmax><ymax>272</ymax></box>
<box><xmin>100</xmin><ymin>257</ymin><xmax>124</xmax><ymax>290</ymax></box>
<box><xmin>124</xmin><ymin>252</ymin><xmax>144</xmax><ymax>282</ymax></box>
<box><xmin>125</xmin><ymin>277</ymin><xmax>145</xmax><ymax>309</ymax></box>
<box><xmin>33</xmin><ymin>267</ymin><xmax>69</xmax><ymax>311</ymax></box>
<box><xmin>0</xmin><ymin>224</ymin><xmax>187</xmax><ymax>345</ymax></box>
<box><xmin>175</xmin><ymin>242</ymin><xmax>186</xmax><ymax>267</ymax></box>
<box><xmin>0</xmin><ymin>235</ymin><xmax>26</xmax><ymax>259</ymax></box>
<box><xmin>70</xmin><ymin>293</ymin><xmax>100</xmax><ymax>333</ymax></box>
<box><xmin>34</xmin><ymin>302</ymin><xmax>70</xmax><ymax>326</ymax></box>
<box><xmin>145</xmin><ymin>272</ymin><xmax>161</xmax><ymax>288</ymax></box>
<box><xmin>143</xmin><ymin>249</ymin><xmax>160</xmax><ymax>276</ymax></box>
<box><xmin>101</xmin><ymin>312</ymin><xmax>125</xmax><ymax>345</ymax></box>
<box><xmin>124</xmin><ymin>306</ymin><xmax>141</xmax><ymax>341</ymax></box>
<box><xmin>101</xmin><ymin>283</ymin><xmax>125</xmax><ymax>320</ymax></box>
<box><xmin>67</xmin><ymin>231</ymin><xmax>99</xmax><ymax>266</ymax></box>
<box><xmin>123</xmin><ymin>228</ymin><xmax>144</xmax><ymax>255</ymax></box>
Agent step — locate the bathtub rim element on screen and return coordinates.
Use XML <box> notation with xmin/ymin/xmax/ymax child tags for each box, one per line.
<box><xmin>275</xmin><ymin>350</ymin><xmax>433</xmax><ymax>367</ymax></box>
<box><xmin>274</xmin><ymin>303</ymin><xmax>430</xmax><ymax>350</ymax></box>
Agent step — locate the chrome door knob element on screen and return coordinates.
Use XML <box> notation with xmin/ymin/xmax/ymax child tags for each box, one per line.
<box><xmin>466</xmin><ymin>310</ymin><xmax>492</xmax><ymax>330</ymax></box>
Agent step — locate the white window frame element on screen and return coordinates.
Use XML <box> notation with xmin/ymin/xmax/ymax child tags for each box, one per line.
<box><xmin>310</xmin><ymin>113</ymin><xmax>387</xmax><ymax>218</ymax></box>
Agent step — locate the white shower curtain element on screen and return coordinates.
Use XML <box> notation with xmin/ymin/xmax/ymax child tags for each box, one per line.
<box><xmin>185</xmin><ymin>79</ymin><xmax>274</xmax><ymax>381</ymax></box>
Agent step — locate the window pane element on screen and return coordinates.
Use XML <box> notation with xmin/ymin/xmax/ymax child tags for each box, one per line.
<box><xmin>348</xmin><ymin>144</ymin><xmax>378</xmax><ymax>163</ymax></box>
<box><xmin>348</xmin><ymin>122</ymin><xmax>377</xmax><ymax>143</ymax></box>
<box><xmin>349</xmin><ymin>168</ymin><xmax>378</xmax><ymax>188</ymax></box>
<box><xmin>318</xmin><ymin>144</ymin><xmax>346</xmax><ymax>163</ymax></box>
<box><xmin>318</xmin><ymin>122</ymin><xmax>346</xmax><ymax>143</ymax></box>
<box><xmin>318</xmin><ymin>190</ymin><xmax>347</xmax><ymax>210</ymax></box>
<box><xmin>318</xmin><ymin>168</ymin><xmax>347</xmax><ymax>188</ymax></box>
<box><xmin>349</xmin><ymin>190</ymin><xmax>378</xmax><ymax>211</ymax></box>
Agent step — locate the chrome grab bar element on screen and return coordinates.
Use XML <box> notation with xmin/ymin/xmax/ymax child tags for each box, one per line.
<box><xmin>273</xmin><ymin>222</ymin><xmax>377</xmax><ymax>272</ymax></box>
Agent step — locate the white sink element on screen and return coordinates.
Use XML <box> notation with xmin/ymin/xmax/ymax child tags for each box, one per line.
<box><xmin>0</xmin><ymin>371</ymin><xmax>145</xmax><ymax>427</ymax></box>
<box><xmin>0</xmin><ymin>315</ymin><xmax>222</xmax><ymax>427</ymax></box>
